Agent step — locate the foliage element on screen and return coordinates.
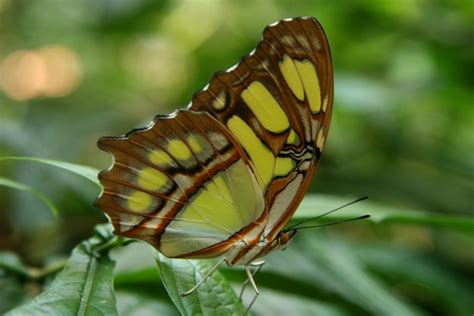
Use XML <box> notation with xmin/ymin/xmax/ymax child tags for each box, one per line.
<box><xmin>6</xmin><ymin>226</ymin><xmax>117</xmax><ymax>316</ymax></box>
<box><xmin>0</xmin><ymin>1</ymin><xmax>473</xmax><ymax>315</ymax></box>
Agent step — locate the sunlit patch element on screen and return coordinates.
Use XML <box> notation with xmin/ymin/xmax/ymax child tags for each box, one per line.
<box><xmin>286</xmin><ymin>129</ymin><xmax>300</xmax><ymax>145</ymax></box>
<box><xmin>187</xmin><ymin>134</ymin><xmax>202</xmax><ymax>153</ymax></box>
<box><xmin>160</xmin><ymin>0</ymin><xmax>221</xmax><ymax>51</ymax></box>
<box><xmin>127</xmin><ymin>191</ymin><xmax>153</xmax><ymax>212</ymax></box>
<box><xmin>242</xmin><ymin>81</ymin><xmax>289</xmax><ymax>134</ymax></box>
<box><xmin>167</xmin><ymin>139</ymin><xmax>192</xmax><ymax>160</ymax></box>
<box><xmin>212</xmin><ymin>90</ymin><xmax>227</xmax><ymax>110</ymax></box>
<box><xmin>121</xmin><ymin>37</ymin><xmax>191</xmax><ymax>100</ymax></box>
<box><xmin>294</xmin><ymin>60</ymin><xmax>321</xmax><ymax>113</ymax></box>
<box><xmin>137</xmin><ymin>168</ymin><xmax>170</xmax><ymax>191</ymax></box>
<box><xmin>149</xmin><ymin>150</ymin><xmax>173</xmax><ymax>165</ymax></box>
<box><xmin>274</xmin><ymin>157</ymin><xmax>295</xmax><ymax>177</ymax></box>
<box><xmin>279</xmin><ymin>55</ymin><xmax>304</xmax><ymax>101</ymax></box>
<box><xmin>227</xmin><ymin>115</ymin><xmax>274</xmax><ymax>188</ymax></box>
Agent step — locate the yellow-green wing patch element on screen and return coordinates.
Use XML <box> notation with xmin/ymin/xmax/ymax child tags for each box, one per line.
<box><xmin>96</xmin><ymin>110</ymin><xmax>265</xmax><ymax>257</ymax></box>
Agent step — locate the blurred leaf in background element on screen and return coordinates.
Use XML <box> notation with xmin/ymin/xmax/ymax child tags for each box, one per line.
<box><xmin>0</xmin><ymin>0</ymin><xmax>473</xmax><ymax>315</ymax></box>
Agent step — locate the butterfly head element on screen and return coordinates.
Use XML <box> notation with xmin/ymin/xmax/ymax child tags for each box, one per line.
<box><xmin>274</xmin><ymin>229</ymin><xmax>298</xmax><ymax>251</ymax></box>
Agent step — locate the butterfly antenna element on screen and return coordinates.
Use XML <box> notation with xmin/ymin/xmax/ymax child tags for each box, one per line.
<box><xmin>284</xmin><ymin>196</ymin><xmax>369</xmax><ymax>231</ymax></box>
<box><xmin>293</xmin><ymin>214</ymin><xmax>370</xmax><ymax>230</ymax></box>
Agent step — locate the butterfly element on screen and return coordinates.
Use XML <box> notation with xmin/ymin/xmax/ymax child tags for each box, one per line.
<box><xmin>95</xmin><ymin>16</ymin><xmax>332</xmax><ymax>310</ymax></box>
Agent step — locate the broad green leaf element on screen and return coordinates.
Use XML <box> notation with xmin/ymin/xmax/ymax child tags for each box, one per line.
<box><xmin>116</xmin><ymin>290</ymin><xmax>179</xmax><ymax>316</ymax></box>
<box><xmin>0</xmin><ymin>177</ymin><xmax>60</xmax><ymax>217</ymax></box>
<box><xmin>155</xmin><ymin>252</ymin><xmax>245</xmax><ymax>316</ymax></box>
<box><xmin>264</xmin><ymin>233</ymin><xmax>424</xmax><ymax>316</ymax></box>
<box><xmin>359</xmin><ymin>246</ymin><xmax>474</xmax><ymax>315</ymax></box>
<box><xmin>114</xmin><ymin>251</ymin><xmax>176</xmax><ymax>315</ymax></box>
<box><xmin>0</xmin><ymin>156</ymin><xmax>100</xmax><ymax>187</ymax></box>
<box><xmin>295</xmin><ymin>194</ymin><xmax>474</xmax><ymax>233</ymax></box>
<box><xmin>115</xmin><ymin>267</ymin><xmax>162</xmax><ymax>286</ymax></box>
<box><xmin>6</xmin><ymin>234</ymin><xmax>117</xmax><ymax>316</ymax></box>
<box><xmin>251</xmin><ymin>287</ymin><xmax>346</xmax><ymax>316</ymax></box>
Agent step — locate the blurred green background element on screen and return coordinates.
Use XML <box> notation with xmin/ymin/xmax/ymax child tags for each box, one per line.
<box><xmin>0</xmin><ymin>0</ymin><xmax>473</xmax><ymax>315</ymax></box>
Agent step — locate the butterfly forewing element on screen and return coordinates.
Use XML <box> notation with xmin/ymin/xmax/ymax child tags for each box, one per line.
<box><xmin>190</xmin><ymin>17</ymin><xmax>333</xmax><ymax>240</ymax></box>
<box><xmin>96</xmin><ymin>16</ymin><xmax>332</xmax><ymax>261</ymax></box>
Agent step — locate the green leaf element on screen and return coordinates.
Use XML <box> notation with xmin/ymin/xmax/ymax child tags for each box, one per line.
<box><xmin>295</xmin><ymin>194</ymin><xmax>474</xmax><ymax>233</ymax></box>
<box><xmin>0</xmin><ymin>251</ymin><xmax>30</xmax><ymax>278</ymax></box>
<box><xmin>115</xmin><ymin>290</ymin><xmax>179</xmax><ymax>316</ymax></box>
<box><xmin>155</xmin><ymin>252</ymin><xmax>245</xmax><ymax>316</ymax></box>
<box><xmin>359</xmin><ymin>246</ymin><xmax>474</xmax><ymax>315</ymax></box>
<box><xmin>0</xmin><ymin>177</ymin><xmax>60</xmax><ymax>217</ymax></box>
<box><xmin>6</xmin><ymin>234</ymin><xmax>117</xmax><ymax>316</ymax></box>
<box><xmin>251</xmin><ymin>287</ymin><xmax>346</xmax><ymax>316</ymax></box>
<box><xmin>0</xmin><ymin>156</ymin><xmax>100</xmax><ymax>187</ymax></box>
<box><xmin>265</xmin><ymin>233</ymin><xmax>424</xmax><ymax>315</ymax></box>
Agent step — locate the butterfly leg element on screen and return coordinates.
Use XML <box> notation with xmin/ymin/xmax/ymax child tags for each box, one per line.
<box><xmin>241</xmin><ymin>261</ymin><xmax>265</xmax><ymax>315</ymax></box>
<box><xmin>239</xmin><ymin>261</ymin><xmax>265</xmax><ymax>301</ymax></box>
<box><xmin>181</xmin><ymin>258</ymin><xmax>227</xmax><ymax>297</ymax></box>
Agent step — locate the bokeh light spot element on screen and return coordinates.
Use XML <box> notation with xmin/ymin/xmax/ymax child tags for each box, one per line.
<box><xmin>0</xmin><ymin>45</ymin><xmax>82</xmax><ymax>101</ymax></box>
<box><xmin>122</xmin><ymin>37</ymin><xmax>192</xmax><ymax>98</ymax></box>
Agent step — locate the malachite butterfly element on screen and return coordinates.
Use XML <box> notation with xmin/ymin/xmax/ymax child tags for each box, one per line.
<box><xmin>95</xmin><ymin>16</ymin><xmax>332</xmax><ymax>310</ymax></box>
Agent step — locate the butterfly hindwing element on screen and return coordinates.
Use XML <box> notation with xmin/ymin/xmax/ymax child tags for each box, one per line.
<box><xmin>96</xmin><ymin>110</ymin><xmax>266</xmax><ymax>257</ymax></box>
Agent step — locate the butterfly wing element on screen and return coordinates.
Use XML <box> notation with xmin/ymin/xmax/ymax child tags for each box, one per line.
<box><xmin>96</xmin><ymin>17</ymin><xmax>332</xmax><ymax>260</ymax></box>
<box><xmin>96</xmin><ymin>110</ymin><xmax>266</xmax><ymax>258</ymax></box>
<box><xmin>190</xmin><ymin>17</ymin><xmax>333</xmax><ymax>240</ymax></box>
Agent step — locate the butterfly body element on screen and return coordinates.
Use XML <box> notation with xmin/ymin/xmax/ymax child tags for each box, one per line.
<box><xmin>222</xmin><ymin>228</ymin><xmax>297</xmax><ymax>266</ymax></box>
<box><xmin>96</xmin><ymin>17</ymin><xmax>332</xmax><ymax>268</ymax></box>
